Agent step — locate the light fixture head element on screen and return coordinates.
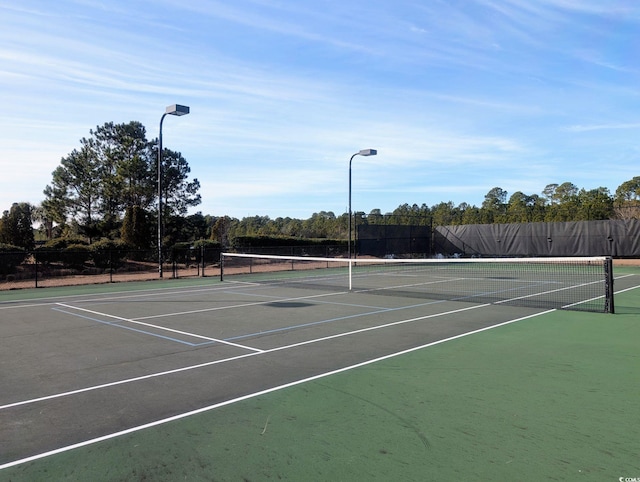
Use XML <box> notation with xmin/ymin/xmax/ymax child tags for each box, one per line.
<box><xmin>359</xmin><ymin>149</ymin><xmax>377</xmax><ymax>156</ymax></box>
<box><xmin>166</xmin><ymin>104</ymin><xmax>190</xmax><ymax>116</ymax></box>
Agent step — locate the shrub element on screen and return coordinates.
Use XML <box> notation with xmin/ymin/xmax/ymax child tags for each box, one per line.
<box><xmin>170</xmin><ymin>242</ymin><xmax>194</xmax><ymax>265</ymax></box>
<box><xmin>230</xmin><ymin>236</ymin><xmax>345</xmax><ymax>256</ymax></box>
<box><xmin>36</xmin><ymin>237</ymin><xmax>89</xmax><ymax>265</ymax></box>
<box><xmin>193</xmin><ymin>239</ymin><xmax>222</xmax><ymax>263</ymax></box>
<box><xmin>0</xmin><ymin>243</ymin><xmax>26</xmax><ymax>275</ymax></box>
<box><xmin>40</xmin><ymin>237</ymin><xmax>88</xmax><ymax>250</ymax></box>
<box><xmin>90</xmin><ymin>239</ymin><xmax>129</xmax><ymax>270</ymax></box>
<box><xmin>61</xmin><ymin>244</ymin><xmax>91</xmax><ymax>269</ymax></box>
<box><xmin>168</xmin><ymin>240</ymin><xmax>222</xmax><ymax>265</ymax></box>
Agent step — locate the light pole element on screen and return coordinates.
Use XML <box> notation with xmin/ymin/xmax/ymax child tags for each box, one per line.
<box><xmin>158</xmin><ymin>104</ymin><xmax>190</xmax><ymax>278</ymax></box>
<box><xmin>348</xmin><ymin>148</ymin><xmax>377</xmax><ymax>289</ymax></box>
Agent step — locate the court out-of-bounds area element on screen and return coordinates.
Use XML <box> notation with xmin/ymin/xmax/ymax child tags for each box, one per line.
<box><xmin>1</xmin><ymin>262</ymin><xmax>639</xmax><ymax>481</ymax></box>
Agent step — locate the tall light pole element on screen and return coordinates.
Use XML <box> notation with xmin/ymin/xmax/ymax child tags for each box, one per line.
<box><xmin>348</xmin><ymin>149</ymin><xmax>377</xmax><ymax>287</ymax></box>
<box><xmin>158</xmin><ymin>104</ymin><xmax>190</xmax><ymax>278</ymax></box>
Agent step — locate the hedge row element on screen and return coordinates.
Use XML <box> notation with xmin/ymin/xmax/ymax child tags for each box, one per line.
<box><xmin>232</xmin><ymin>236</ymin><xmax>345</xmax><ymax>248</ymax></box>
<box><xmin>0</xmin><ymin>243</ymin><xmax>27</xmax><ymax>275</ymax></box>
<box><xmin>34</xmin><ymin>238</ymin><xmax>132</xmax><ymax>270</ymax></box>
<box><xmin>1</xmin><ymin>237</ymin><xmax>344</xmax><ymax>276</ymax></box>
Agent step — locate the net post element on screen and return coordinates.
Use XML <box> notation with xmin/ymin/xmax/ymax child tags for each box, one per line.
<box><xmin>220</xmin><ymin>252</ymin><xmax>224</xmax><ymax>282</ymax></box>
<box><xmin>604</xmin><ymin>257</ymin><xmax>615</xmax><ymax>314</ymax></box>
<box><xmin>348</xmin><ymin>259</ymin><xmax>352</xmax><ymax>290</ymax></box>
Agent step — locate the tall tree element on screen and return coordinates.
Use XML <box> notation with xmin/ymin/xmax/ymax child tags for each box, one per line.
<box><xmin>614</xmin><ymin>176</ymin><xmax>640</xmax><ymax>219</ymax></box>
<box><xmin>121</xmin><ymin>205</ymin><xmax>152</xmax><ymax>249</ymax></box>
<box><xmin>44</xmin><ymin>145</ymin><xmax>101</xmax><ymax>234</ymax></box>
<box><xmin>210</xmin><ymin>216</ymin><xmax>234</xmax><ymax>246</ymax></box>
<box><xmin>576</xmin><ymin>187</ymin><xmax>613</xmax><ymax>220</ymax></box>
<box><xmin>156</xmin><ymin>149</ymin><xmax>201</xmax><ymax>219</ymax></box>
<box><xmin>302</xmin><ymin>211</ymin><xmax>337</xmax><ymax>238</ymax></box>
<box><xmin>481</xmin><ymin>187</ymin><xmax>508</xmax><ymax>223</ymax></box>
<box><xmin>529</xmin><ymin>194</ymin><xmax>547</xmax><ymax>222</ymax></box>
<box><xmin>390</xmin><ymin>203</ymin><xmax>431</xmax><ymax>225</ymax></box>
<box><xmin>43</xmin><ymin>121</ymin><xmax>200</xmax><ymax>242</ymax></box>
<box><xmin>542</xmin><ymin>183</ymin><xmax>559</xmax><ymax>205</ymax></box>
<box><xmin>431</xmin><ymin>201</ymin><xmax>457</xmax><ymax>226</ymax></box>
<box><xmin>461</xmin><ymin>204</ymin><xmax>482</xmax><ymax>224</ymax></box>
<box><xmin>555</xmin><ymin>182</ymin><xmax>579</xmax><ymax>202</ymax></box>
<box><xmin>91</xmin><ymin>122</ymin><xmax>154</xmax><ymax>214</ymax></box>
<box><xmin>506</xmin><ymin>192</ymin><xmax>532</xmax><ymax>223</ymax></box>
<box><xmin>545</xmin><ymin>182</ymin><xmax>579</xmax><ymax>221</ymax></box>
<box><xmin>0</xmin><ymin>202</ymin><xmax>35</xmax><ymax>249</ymax></box>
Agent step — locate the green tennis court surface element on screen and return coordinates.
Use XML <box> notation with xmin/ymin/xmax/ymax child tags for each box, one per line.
<box><xmin>1</xmin><ymin>266</ymin><xmax>639</xmax><ymax>481</ymax></box>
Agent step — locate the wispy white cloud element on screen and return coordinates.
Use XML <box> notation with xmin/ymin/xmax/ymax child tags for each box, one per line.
<box><xmin>565</xmin><ymin>123</ymin><xmax>640</xmax><ymax>132</ymax></box>
<box><xmin>0</xmin><ymin>0</ymin><xmax>638</xmax><ymax>218</ymax></box>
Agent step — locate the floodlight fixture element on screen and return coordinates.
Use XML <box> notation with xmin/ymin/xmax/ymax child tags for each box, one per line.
<box><xmin>166</xmin><ymin>104</ymin><xmax>190</xmax><ymax>116</ymax></box>
<box><xmin>348</xmin><ymin>148</ymin><xmax>378</xmax><ymax>283</ymax></box>
<box><xmin>158</xmin><ymin>104</ymin><xmax>190</xmax><ymax>278</ymax></box>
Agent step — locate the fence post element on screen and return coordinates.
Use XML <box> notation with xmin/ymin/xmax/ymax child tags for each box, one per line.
<box><xmin>34</xmin><ymin>251</ymin><xmax>38</xmax><ymax>288</ymax></box>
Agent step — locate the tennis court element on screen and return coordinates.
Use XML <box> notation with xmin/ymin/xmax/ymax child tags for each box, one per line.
<box><xmin>1</xmin><ymin>257</ymin><xmax>639</xmax><ymax>480</ymax></box>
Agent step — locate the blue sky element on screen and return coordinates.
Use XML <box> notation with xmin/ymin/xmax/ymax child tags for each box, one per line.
<box><xmin>1</xmin><ymin>0</ymin><xmax>638</xmax><ymax>220</ymax></box>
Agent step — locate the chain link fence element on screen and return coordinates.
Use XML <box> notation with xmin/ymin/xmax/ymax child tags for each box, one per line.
<box><xmin>0</xmin><ymin>246</ymin><xmax>222</xmax><ymax>290</ymax></box>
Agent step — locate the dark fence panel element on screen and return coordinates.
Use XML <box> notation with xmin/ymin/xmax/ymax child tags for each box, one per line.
<box><xmin>357</xmin><ymin>225</ymin><xmax>432</xmax><ymax>258</ymax></box>
<box><xmin>434</xmin><ymin>219</ymin><xmax>640</xmax><ymax>257</ymax></box>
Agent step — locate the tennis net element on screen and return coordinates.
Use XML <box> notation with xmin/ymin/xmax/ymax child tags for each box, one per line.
<box><xmin>220</xmin><ymin>253</ymin><xmax>615</xmax><ymax>313</ymax></box>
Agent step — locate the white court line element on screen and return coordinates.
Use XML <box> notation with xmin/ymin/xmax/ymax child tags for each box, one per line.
<box><xmin>0</xmin><ymin>282</ymin><xmax>237</xmax><ymax>310</ymax></box>
<box><xmin>2</xmin><ymin>274</ymin><xmax>636</xmax><ymax>414</ymax></box>
<box><xmin>55</xmin><ymin>303</ymin><xmax>264</xmax><ymax>353</ymax></box>
<box><xmin>5</xmin><ymin>272</ymin><xmax>636</xmax><ymax>415</ymax></box>
<box><xmin>0</xmin><ymin>307</ymin><xmax>555</xmax><ymax>471</ymax></box>
<box><xmin>132</xmin><ymin>290</ymin><xmax>350</xmax><ymax>321</ymax></box>
<box><xmin>494</xmin><ymin>277</ymin><xmax>607</xmax><ymax>305</ymax></box>
<box><xmin>613</xmin><ymin>274</ymin><xmax>637</xmax><ymax>284</ymax></box>
<box><xmin>615</xmin><ymin>283</ymin><xmax>640</xmax><ymax>294</ymax></box>
<box><xmin>0</xmin><ymin>302</ymin><xmax>492</xmax><ymax>412</ymax></box>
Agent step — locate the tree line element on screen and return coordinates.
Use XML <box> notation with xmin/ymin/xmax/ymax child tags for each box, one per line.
<box><xmin>1</xmin><ymin>120</ymin><xmax>639</xmax><ymax>250</ymax></box>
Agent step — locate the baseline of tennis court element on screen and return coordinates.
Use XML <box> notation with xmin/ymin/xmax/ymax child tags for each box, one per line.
<box><xmin>1</xmin><ymin>270</ymin><xmax>638</xmax><ymax>468</ymax></box>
